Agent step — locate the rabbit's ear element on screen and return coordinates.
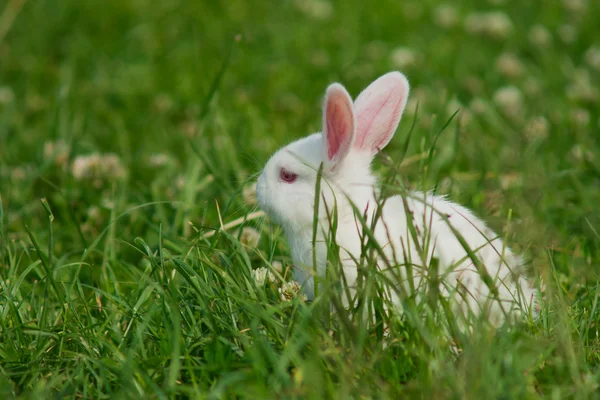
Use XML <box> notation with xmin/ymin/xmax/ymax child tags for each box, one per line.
<box><xmin>322</xmin><ymin>83</ymin><xmax>356</xmax><ymax>171</ymax></box>
<box><xmin>353</xmin><ymin>71</ymin><xmax>409</xmax><ymax>154</ymax></box>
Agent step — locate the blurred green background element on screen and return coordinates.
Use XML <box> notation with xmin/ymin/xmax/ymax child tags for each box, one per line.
<box><xmin>1</xmin><ymin>0</ymin><xmax>600</xmax><ymax>397</ymax></box>
<box><xmin>2</xmin><ymin>0</ymin><xmax>599</xmax><ymax>249</ymax></box>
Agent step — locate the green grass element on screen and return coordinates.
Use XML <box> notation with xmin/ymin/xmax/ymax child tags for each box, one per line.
<box><xmin>1</xmin><ymin>0</ymin><xmax>600</xmax><ymax>398</ymax></box>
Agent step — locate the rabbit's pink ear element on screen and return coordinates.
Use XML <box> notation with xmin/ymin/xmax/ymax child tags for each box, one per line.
<box><xmin>353</xmin><ymin>71</ymin><xmax>410</xmax><ymax>154</ymax></box>
<box><xmin>322</xmin><ymin>83</ymin><xmax>356</xmax><ymax>171</ymax></box>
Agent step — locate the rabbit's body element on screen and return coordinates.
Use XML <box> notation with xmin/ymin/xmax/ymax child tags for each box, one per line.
<box><xmin>256</xmin><ymin>72</ymin><xmax>536</xmax><ymax>324</ymax></box>
<box><xmin>284</xmin><ymin>179</ymin><xmax>535</xmax><ymax>324</ymax></box>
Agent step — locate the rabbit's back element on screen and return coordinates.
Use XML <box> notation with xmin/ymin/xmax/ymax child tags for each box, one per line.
<box><xmin>376</xmin><ymin>193</ymin><xmax>536</xmax><ymax>322</ymax></box>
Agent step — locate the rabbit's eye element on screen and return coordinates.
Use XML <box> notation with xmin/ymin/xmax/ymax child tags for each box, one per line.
<box><xmin>279</xmin><ymin>168</ymin><xmax>298</xmax><ymax>183</ymax></box>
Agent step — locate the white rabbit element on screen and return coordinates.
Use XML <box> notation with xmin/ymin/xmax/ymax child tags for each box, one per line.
<box><xmin>256</xmin><ymin>71</ymin><xmax>537</xmax><ymax>325</ymax></box>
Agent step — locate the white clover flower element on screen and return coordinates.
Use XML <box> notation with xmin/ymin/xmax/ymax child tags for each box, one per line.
<box><xmin>101</xmin><ymin>198</ymin><xmax>115</xmax><ymax>210</ymax></box>
<box><xmin>242</xmin><ymin>182</ymin><xmax>257</xmax><ymax>206</ymax></box>
<box><xmin>570</xmin><ymin>144</ymin><xmax>584</xmax><ymax>161</ymax></box>
<box><xmin>149</xmin><ymin>153</ymin><xmax>173</xmax><ymax>168</ymax></box>
<box><xmin>405</xmin><ymin>87</ymin><xmax>428</xmax><ymax>113</ymax></box>
<box><xmin>465</xmin><ymin>11</ymin><xmax>512</xmax><ymax>40</ymax></box>
<box><xmin>252</xmin><ymin>267</ymin><xmax>275</xmax><ymax>286</ymax></box>
<box><xmin>72</xmin><ymin>153</ymin><xmax>101</xmax><ymax>180</ymax></box>
<box><xmin>524</xmin><ymin>116</ymin><xmax>550</xmax><ymax>141</ymax></box>
<box><xmin>563</xmin><ymin>0</ymin><xmax>587</xmax><ymax>13</ymax></box>
<box><xmin>495</xmin><ymin>53</ymin><xmax>524</xmax><ymax>78</ymax></box>
<box><xmin>584</xmin><ymin>47</ymin><xmax>600</xmax><ymax>71</ymax></box>
<box><xmin>390</xmin><ymin>47</ymin><xmax>419</xmax><ymax>69</ymax></box>
<box><xmin>464</xmin><ymin>76</ymin><xmax>484</xmax><ymax>95</ymax></box>
<box><xmin>238</xmin><ymin>227</ymin><xmax>260</xmax><ymax>249</ymax></box>
<box><xmin>71</xmin><ymin>152</ymin><xmax>127</xmax><ymax>182</ymax></box>
<box><xmin>570</xmin><ymin>108</ymin><xmax>590</xmax><ymax>127</ymax></box>
<box><xmin>271</xmin><ymin>261</ymin><xmax>283</xmax><ymax>274</ymax></box>
<box><xmin>486</xmin><ymin>11</ymin><xmax>513</xmax><ymax>39</ymax></box>
<box><xmin>523</xmin><ymin>78</ymin><xmax>541</xmax><ymax>96</ymax></box>
<box><xmin>570</xmin><ymin>144</ymin><xmax>594</xmax><ymax>163</ymax></box>
<box><xmin>44</xmin><ymin>139</ymin><xmax>71</xmax><ymax>169</ymax></box>
<box><xmin>493</xmin><ymin>86</ymin><xmax>523</xmax><ymax>117</ymax></box>
<box><xmin>278</xmin><ymin>280</ymin><xmax>305</xmax><ymax>302</ymax></box>
<box><xmin>87</xmin><ymin>206</ymin><xmax>102</xmax><ymax>222</ymax></box>
<box><xmin>558</xmin><ymin>24</ymin><xmax>577</xmax><ymax>44</ymax></box>
<box><xmin>433</xmin><ymin>4</ymin><xmax>459</xmax><ymax>29</ymax></box>
<box><xmin>528</xmin><ymin>25</ymin><xmax>552</xmax><ymax>48</ymax></box>
<box><xmin>458</xmin><ymin>109</ymin><xmax>473</xmax><ymax>127</ymax></box>
<box><xmin>499</xmin><ymin>173</ymin><xmax>523</xmax><ymax>190</ymax></box>
<box><xmin>101</xmin><ymin>153</ymin><xmax>128</xmax><ymax>180</ymax></box>
<box><xmin>469</xmin><ymin>97</ymin><xmax>489</xmax><ymax>116</ymax></box>
<box><xmin>294</xmin><ymin>0</ymin><xmax>333</xmax><ymax>20</ymax></box>
<box><xmin>566</xmin><ymin>69</ymin><xmax>599</xmax><ymax>103</ymax></box>
<box><xmin>175</xmin><ymin>175</ymin><xmax>185</xmax><ymax>190</ymax></box>
<box><xmin>153</xmin><ymin>93</ymin><xmax>174</xmax><ymax>113</ymax></box>
<box><xmin>180</xmin><ymin>119</ymin><xmax>199</xmax><ymax>137</ymax></box>
<box><xmin>483</xmin><ymin>189</ymin><xmax>505</xmax><ymax>216</ymax></box>
<box><xmin>11</xmin><ymin>167</ymin><xmax>26</xmax><ymax>181</ymax></box>
<box><xmin>405</xmin><ymin>97</ymin><xmax>419</xmax><ymax>114</ymax></box>
<box><xmin>0</xmin><ymin>86</ymin><xmax>15</xmax><ymax>105</ymax></box>
<box><xmin>582</xmin><ymin>372</ymin><xmax>599</xmax><ymax>393</ymax></box>
<box><xmin>446</xmin><ymin>98</ymin><xmax>472</xmax><ymax>126</ymax></box>
<box><xmin>235</xmin><ymin>88</ymin><xmax>250</xmax><ymax>104</ymax></box>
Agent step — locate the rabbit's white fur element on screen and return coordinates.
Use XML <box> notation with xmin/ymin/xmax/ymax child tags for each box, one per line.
<box><xmin>256</xmin><ymin>72</ymin><xmax>537</xmax><ymax>324</ymax></box>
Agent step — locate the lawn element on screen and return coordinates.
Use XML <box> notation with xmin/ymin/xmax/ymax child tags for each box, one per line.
<box><xmin>1</xmin><ymin>0</ymin><xmax>599</xmax><ymax>398</ymax></box>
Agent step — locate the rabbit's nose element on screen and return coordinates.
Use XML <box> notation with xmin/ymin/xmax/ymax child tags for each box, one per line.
<box><xmin>256</xmin><ymin>174</ymin><xmax>266</xmax><ymax>203</ymax></box>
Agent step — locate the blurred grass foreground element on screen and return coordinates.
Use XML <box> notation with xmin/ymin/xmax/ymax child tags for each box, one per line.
<box><xmin>1</xmin><ymin>0</ymin><xmax>600</xmax><ymax>398</ymax></box>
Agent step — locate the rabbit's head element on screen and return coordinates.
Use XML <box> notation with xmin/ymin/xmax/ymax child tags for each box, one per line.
<box><xmin>256</xmin><ymin>72</ymin><xmax>410</xmax><ymax>232</ymax></box>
